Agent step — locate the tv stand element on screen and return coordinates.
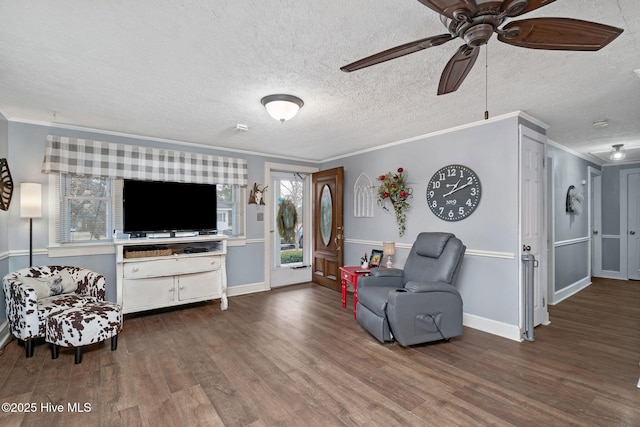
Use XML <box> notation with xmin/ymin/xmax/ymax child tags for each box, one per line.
<box><xmin>115</xmin><ymin>235</ymin><xmax>228</xmax><ymax>314</ymax></box>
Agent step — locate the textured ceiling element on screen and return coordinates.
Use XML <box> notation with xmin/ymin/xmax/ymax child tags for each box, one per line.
<box><xmin>1</xmin><ymin>0</ymin><xmax>639</xmax><ymax>164</ymax></box>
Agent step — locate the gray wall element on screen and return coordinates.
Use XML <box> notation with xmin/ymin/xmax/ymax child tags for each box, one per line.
<box><xmin>322</xmin><ymin>115</ymin><xmax>527</xmax><ymax>328</ymax></box>
<box><xmin>2</xmin><ymin>121</ymin><xmax>316</xmax><ymax>307</ymax></box>
<box><xmin>546</xmin><ymin>144</ymin><xmax>599</xmax><ymax>297</ymax></box>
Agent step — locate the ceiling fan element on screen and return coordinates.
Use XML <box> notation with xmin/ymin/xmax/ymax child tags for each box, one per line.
<box><xmin>341</xmin><ymin>0</ymin><xmax>624</xmax><ymax>95</ymax></box>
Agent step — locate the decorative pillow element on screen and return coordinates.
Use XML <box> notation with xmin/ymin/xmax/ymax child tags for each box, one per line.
<box><xmin>57</xmin><ymin>268</ymin><xmax>78</xmax><ymax>294</ymax></box>
<box><xmin>18</xmin><ymin>270</ymin><xmax>78</xmax><ymax>300</ymax></box>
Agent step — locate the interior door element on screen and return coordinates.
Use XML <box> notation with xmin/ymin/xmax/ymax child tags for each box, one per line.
<box><xmin>590</xmin><ymin>170</ymin><xmax>602</xmax><ymax>277</ymax></box>
<box><xmin>627</xmin><ymin>173</ymin><xmax>640</xmax><ymax>280</ymax></box>
<box><xmin>312</xmin><ymin>167</ymin><xmax>344</xmax><ymax>291</ymax></box>
<box><xmin>520</xmin><ymin>126</ymin><xmax>548</xmax><ymax>327</ymax></box>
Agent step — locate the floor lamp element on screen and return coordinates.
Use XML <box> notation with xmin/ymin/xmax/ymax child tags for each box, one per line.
<box><xmin>20</xmin><ymin>183</ymin><xmax>42</xmax><ymax>267</ymax></box>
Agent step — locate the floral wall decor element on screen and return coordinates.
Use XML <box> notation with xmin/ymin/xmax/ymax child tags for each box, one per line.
<box><xmin>377</xmin><ymin>167</ymin><xmax>413</xmax><ymax>237</ymax></box>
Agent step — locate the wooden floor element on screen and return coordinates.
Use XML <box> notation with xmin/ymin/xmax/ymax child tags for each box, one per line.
<box><xmin>0</xmin><ymin>277</ymin><xmax>638</xmax><ymax>426</ymax></box>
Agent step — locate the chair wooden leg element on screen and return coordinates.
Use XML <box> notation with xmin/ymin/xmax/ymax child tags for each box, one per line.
<box><xmin>111</xmin><ymin>334</ymin><xmax>118</xmax><ymax>351</ymax></box>
<box><xmin>25</xmin><ymin>339</ymin><xmax>34</xmax><ymax>358</ymax></box>
<box><xmin>51</xmin><ymin>343</ymin><xmax>59</xmax><ymax>359</ymax></box>
<box><xmin>74</xmin><ymin>347</ymin><xmax>82</xmax><ymax>364</ymax></box>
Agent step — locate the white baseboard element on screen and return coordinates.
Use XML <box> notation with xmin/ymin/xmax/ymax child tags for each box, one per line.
<box><xmin>227</xmin><ymin>282</ymin><xmax>269</xmax><ymax>297</ymax></box>
<box><xmin>597</xmin><ymin>271</ymin><xmax>625</xmax><ymax>280</ymax></box>
<box><xmin>463</xmin><ymin>313</ymin><xmax>522</xmax><ymax>342</ymax></box>
<box><xmin>551</xmin><ymin>277</ymin><xmax>591</xmax><ymax>305</ymax></box>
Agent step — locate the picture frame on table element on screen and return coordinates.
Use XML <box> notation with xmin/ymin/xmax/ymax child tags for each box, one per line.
<box><xmin>369</xmin><ymin>249</ymin><xmax>383</xmax><ymax>267</ymax></box>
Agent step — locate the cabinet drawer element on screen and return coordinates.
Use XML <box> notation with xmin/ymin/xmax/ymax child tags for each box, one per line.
<box><xmin>124</xmin><ymin>256</ymin><xmax>221</xmax><ymax>278</ymax></box>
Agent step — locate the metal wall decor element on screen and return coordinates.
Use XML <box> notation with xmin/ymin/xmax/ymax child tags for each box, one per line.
<box><xmin>0</xmin><ymin>158</ymin><xmax>14</xmax><ymax>211</ymax></box>
<box><xmin>353</xmin><ymin>172</ymin><xmax>374</xmax><ymax>218</ymax></box>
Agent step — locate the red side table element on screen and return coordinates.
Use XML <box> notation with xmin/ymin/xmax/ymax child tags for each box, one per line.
<box><xmin>339</xmin><ymin>266</ymin><xmax>371</xmax><ymax>319</ymax></box>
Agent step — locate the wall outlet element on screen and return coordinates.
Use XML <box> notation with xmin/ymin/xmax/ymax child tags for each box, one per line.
<box><xmin>257</xmin><ymin>212</ymin><xmax>264</xmax><ymax>221</ymax></box>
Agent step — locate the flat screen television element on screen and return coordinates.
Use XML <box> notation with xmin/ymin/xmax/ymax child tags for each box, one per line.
<box><xmin>123</xmin><ymin>179</ymin><xmax>217</xmax><ymax>235</ymax></box>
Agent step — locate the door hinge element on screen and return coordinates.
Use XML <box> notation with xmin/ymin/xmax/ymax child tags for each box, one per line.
<box><xmin>542</xmin><ymin>297</ymin><xmax>546</xmax><ymax>307</ymax></box>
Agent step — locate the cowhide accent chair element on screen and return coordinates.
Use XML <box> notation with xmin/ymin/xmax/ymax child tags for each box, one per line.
<box><xmin>356</xmin><ymin>232</ymin><xmax>466</xmax><ymax>346</ymax></box>
<box><xmin>2</xmin><ymin>266</ymin><xmax>106</xmax><ymax>357</ymax></box>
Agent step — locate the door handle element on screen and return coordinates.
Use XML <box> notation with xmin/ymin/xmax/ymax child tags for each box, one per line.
<box><xmin>631</xmin><ymin>231</ymin><xmax>637</xmax><ymax>235</ymax></box>
<box><xmin>593</xmin><ymin>230</ymin><xmax>599</xmax><ymax>234</ymax></box>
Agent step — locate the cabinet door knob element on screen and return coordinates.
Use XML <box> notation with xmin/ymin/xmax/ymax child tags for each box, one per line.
<box><xmin>132</xmin><ymin>267</ymin><xmax>139</xmax><ymax>272</ymax></box>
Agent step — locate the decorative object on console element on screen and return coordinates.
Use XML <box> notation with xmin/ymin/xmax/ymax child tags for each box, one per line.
<box><xmin>0</xmin><ymin>158</ymin><xmax>14</xmax><ymax>211</ymax></box>
<box><xmin>248</xmin><ymin>182</ymin><xmax>268</xmax><ymax>205</ymax></box>
<box><xmin>377</xmin><ymin>167</ymin><xmax>412</xmax><ymax>237</ymax></box>
<box><xmin>610</xmin><ymin>143</ymin><xmax>626</xmax><ymax>161</ymax></box>
<box><xmin>20</xmin><ymin>183</ymin><xmax>42</xmax><ymax>267</ymax></box>
<box><xmin>261</xmin><ymin>94</ymin><xmax>304</xmax><ymax>123</ymax></box>
<box><xmin>369</xmin><ymin>249</ymin><xmax>383</xmax><ymax>268</ymax></box>
<box><xmin>427</xmin><ymin>164</ymin><xmax>481</xmax><ymax>222</ymax></box>
<box><xmin>360</xmin><ymin>253</ymin><xmax>369</xmax><ymax>269</ymax></box>
<box><xmin>383</xmin><ymin>241</ymin><xmax>396</xmax><ymax>268</ymax></box>
<box><xmin>565</xmin><ymin>185</ymin><xmax>584</xmax><ymax>215</ymax></box>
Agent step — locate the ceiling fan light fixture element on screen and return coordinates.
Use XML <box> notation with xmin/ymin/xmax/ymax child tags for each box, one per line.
<box><xmin>610</xmin><ymin>144</ymin><xmax>626</xmax><ymax>161</ymax></box>
<box><xmin>261</xmin><ymin>94</ymin><xmax>304</xmax><ymax>123</ymax></box>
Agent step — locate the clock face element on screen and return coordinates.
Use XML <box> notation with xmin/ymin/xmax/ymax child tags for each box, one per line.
<box><xmin>426</xmin><ymin>164</ymin><xmax>481</xmax><ymax>221</ymax></box>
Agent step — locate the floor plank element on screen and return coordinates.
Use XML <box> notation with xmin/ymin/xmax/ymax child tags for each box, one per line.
<box><xmin>0</xmin><ymin>277</ymin><xmax>638</xmax><ymax>426</ymax></box>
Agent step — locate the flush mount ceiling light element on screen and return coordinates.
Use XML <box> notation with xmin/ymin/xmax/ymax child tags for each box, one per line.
<box><xmin>610</xmin><ymin>144</ymin><xmax>626</xmax><ymax>161</ymax></box>
<box><xmin>261</xmin><ymin>94</ymin><xmax>303</xmax><ymax>123</ymax></box>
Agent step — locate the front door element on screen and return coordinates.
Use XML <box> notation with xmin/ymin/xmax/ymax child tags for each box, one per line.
<box><xmin>520</xmin><ymin>126</ymin><xmax>548</xmax><ymax>327</ymax></box>
<box><xmin>312</xmin><ymin>167</ymin><xmax>344</xmax><ymax>291</ymax></box>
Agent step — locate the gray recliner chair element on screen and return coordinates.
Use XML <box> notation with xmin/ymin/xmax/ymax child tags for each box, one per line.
<box><xmin>356</xmin><ymin>232</ymin><xmax>466</xmax><ymax>346</ymax></box>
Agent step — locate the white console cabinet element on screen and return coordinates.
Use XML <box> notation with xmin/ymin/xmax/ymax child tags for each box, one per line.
<box><xmin>115</xmin><ymin>235</ymin><xmax>227</xmax><ymax>314</ymax></box>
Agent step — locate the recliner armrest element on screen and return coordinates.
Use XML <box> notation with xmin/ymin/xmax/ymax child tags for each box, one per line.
<box><xmin>358</xmin><ymin>274</ymin><xmax>403</xmax><ymax>289</ymax></box>
<box><xmin>404</xmin><ymin>280</ymin><xmax>460</xmax><ymax>295</ymax></box>
<box><xmin>370</xmin><ymin>267</ymin><xmax>403</xmax><ymax>278</ymax></box>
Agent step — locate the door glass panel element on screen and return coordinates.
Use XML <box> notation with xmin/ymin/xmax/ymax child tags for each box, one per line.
<box><xmin>274</xmin><ymin>174</ymin><xmax>304</xmax><ymax>267</ymax></box>
<box><xmin>320</xmin><ymin>184</ymin><xmax>332</xmax><ymax>246</ymax></box>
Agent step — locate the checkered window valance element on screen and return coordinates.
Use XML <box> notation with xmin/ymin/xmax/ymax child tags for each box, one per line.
<box><xmin>41</xmin><ymin>135</ymin><xmax>248</xmax><ymax>186</ymax></box>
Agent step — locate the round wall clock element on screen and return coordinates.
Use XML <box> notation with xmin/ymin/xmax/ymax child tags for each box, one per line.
<box><xmin>426</xmin><ymin>164</ymin><xmax>481</xmax><ymax>221</ymax></box>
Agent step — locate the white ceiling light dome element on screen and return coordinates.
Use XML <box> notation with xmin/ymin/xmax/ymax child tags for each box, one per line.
<box><xmin>261</xmin><ymin>94</ymin><xmax>304</xmax><ymax>123</ymax></box>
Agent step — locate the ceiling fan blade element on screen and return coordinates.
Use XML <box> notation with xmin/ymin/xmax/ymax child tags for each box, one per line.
<box><xmin>497</xmin><ymin>18</ymin><xmax>623</xmax><ymax>51</ymax></box>
<box><xmin>416</xmin><ymin>0</ymin><xmax>478</xmax><ymax>20</ymax></box>
<box><xmin>437</xmin><ymin>44</ymin><xmax>479</xmax><ymax>95</ymax></box>
<box><xmin>341</xmin><ymin>34</ymin><xmax>453</xmax><ymax>72</ymax></box>
<box><xmin>500</xmin><ymin>0</ymin><xmax>556</xmax><ymax>18</ymax></box>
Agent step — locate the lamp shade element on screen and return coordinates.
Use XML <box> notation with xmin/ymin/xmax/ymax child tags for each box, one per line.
<box><xmin>20</xmin><ymin>182</ymin><xmax>42</xmax><ymax>218</ymax></box>
<box><xmin>610</xmin><ymin>144</ymin><xmax>626</xmax><ymax>161</ymax></box>
<box><xmin>383</xmin><ymin>241</ymin><xmax>396</xmax><ymax>256</ymax></box>
<box><xmin>261</xmin><ymin>94</ymin><xmax>304</xmax><ymax>123</ymax></box>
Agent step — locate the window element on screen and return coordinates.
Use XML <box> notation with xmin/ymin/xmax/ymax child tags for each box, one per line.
<box><xmin>56</xmin><ymin>177</ymin><xmax>245</xmax><ymax>243</ymax></box>
<box><xmin>57</xmin><ymin>175</ymin><xmax>113</xmax><ymax>243</ymax></box>
<box><xmin>217</xmin><ymin>184</ymin><xmax>245</xmax><ymax>238</ymax></box>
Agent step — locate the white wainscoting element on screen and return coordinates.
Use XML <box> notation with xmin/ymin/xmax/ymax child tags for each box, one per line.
<box><xmin>600</xmin><ymin>234</ymin><xmax>624</xmax><ymax>279</ymax></box>
<box><xmin>551</xmin><ymin>236</ymin><xmax>591</xmax><ymax>305</ymax></box>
